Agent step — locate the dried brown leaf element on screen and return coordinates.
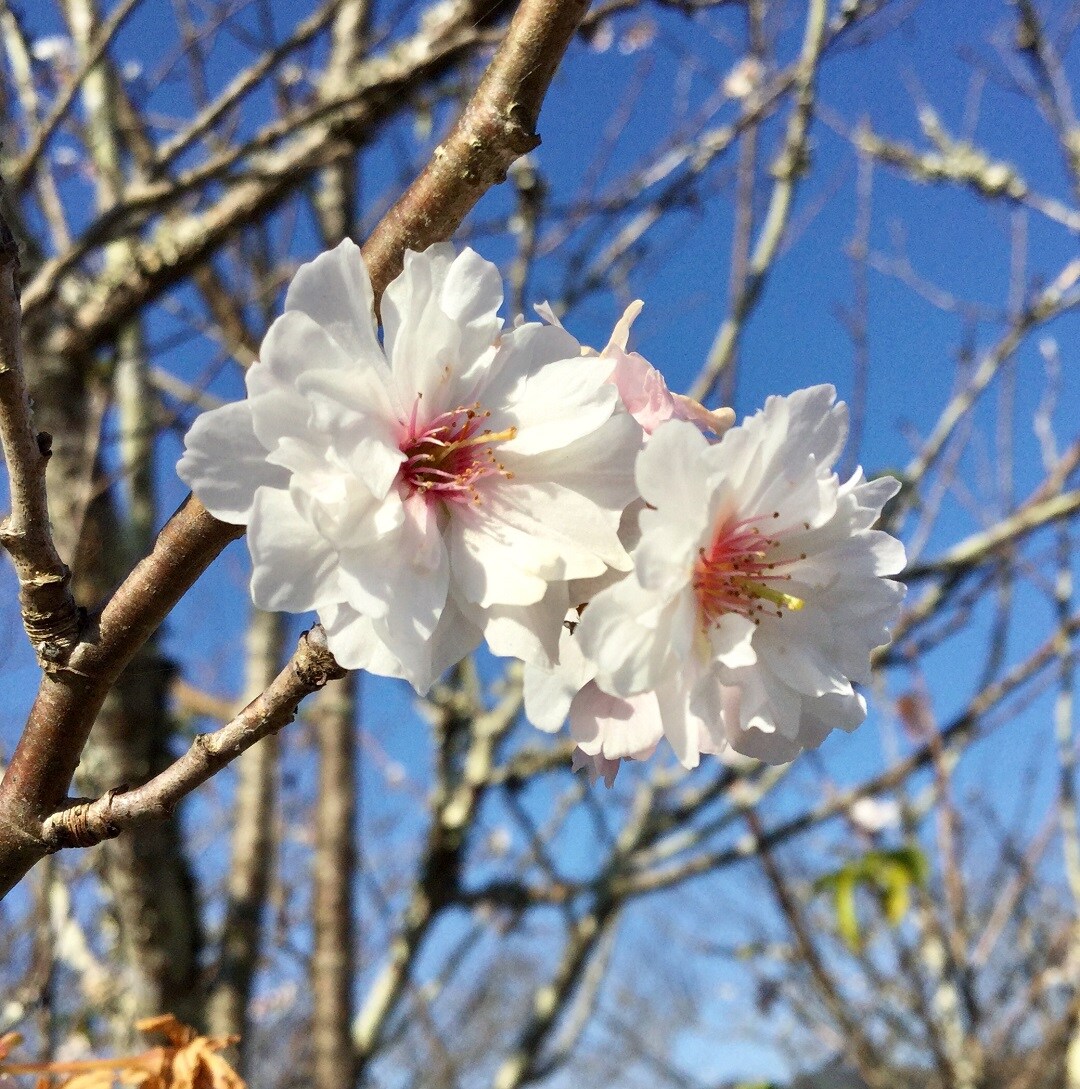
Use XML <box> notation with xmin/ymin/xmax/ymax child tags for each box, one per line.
<box><xmin>135</xmin><ymin>1017</ymin><xmax>193</xmax><ymax>1050</ymax></box>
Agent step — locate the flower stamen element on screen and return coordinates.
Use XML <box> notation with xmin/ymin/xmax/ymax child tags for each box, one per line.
<box><xmin>693</xmin><ymin>512</ymin><xmax>805</xmax><ymax>628</ymax></box>
<box><xmin>400</xmin><ymin>401</ymin><xmax>517</xmax><ymax>504</ymax></box>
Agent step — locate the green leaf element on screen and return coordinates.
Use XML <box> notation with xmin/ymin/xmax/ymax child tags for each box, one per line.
<box><xmin>814</xmin><ymin>846</ymin><xmax>929</xmax><ymax>949</ymax></box>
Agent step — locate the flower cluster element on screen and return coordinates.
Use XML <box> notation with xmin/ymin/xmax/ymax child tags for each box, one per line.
<box><xmin>180</xmin><ymin>241</ymin><xmax>905</xmax><ymax>781</ymax></box>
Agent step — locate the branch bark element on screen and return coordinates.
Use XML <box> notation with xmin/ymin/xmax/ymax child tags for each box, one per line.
<box><xmin>0</xmin><ymin>211</ymin><xmax>80</xmax><ymax>668</ymax></box>
<box><xmin>0</xmin><ymin>0</ymin><xmax>590</xmax><ymax>899</ymax></box>
<box><xmin>361</xmin><ymin>0</ymin><xmax>589</xmax><ymax>307</ymax></box>
<box><xmin>40</xmin><ymin>626</ymin><xmax>344</xmax><ymax>851</ymax></box>
<box><xmin>205</xmin><ymin>608</ymin><xmax>286</xmax><ymax>1066</ymax></box>
<box><xmin>312</xmin><ymin>672</ymin><xmax>359</xmax><ymax>1089</ymax></box>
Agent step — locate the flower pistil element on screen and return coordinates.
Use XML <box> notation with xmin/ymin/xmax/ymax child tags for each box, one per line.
<box><xmin>400</xmin><ymin>401</ymin><xmax>517</xmax><ymax>504</ymax></box>
<box><xmin>693</xmin><ymin>513</ymin><xmax>806</xmax><ymax>628</ymax></box>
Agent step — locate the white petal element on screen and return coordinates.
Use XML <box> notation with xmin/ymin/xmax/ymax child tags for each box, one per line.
<box><xmin>383</xmin><ymin>245</ymin><xmax>498</xmax><ymax>408</ymax></box>
<box><xmin>248</xmin><ymin>311</ymin><xmax>351</xmax><ymax>449</ymax></box>
<box><xmin>708</xmin><ymin>614</ymin><xmax>757</xmax><ymax>668</ymax></box>
<box><xmin>425</xmin><ymin>595</ymin><xmax>484</xmax><ymax>688</ymax></box>
<box><xmin>569</xmin><ymin>684</ymin><xmax>664</xmax><ymax>760</ymax></box>
<box><xmin>481</xmin><ymin>321</ymin><xmax>585</xmax><ymax>408</ymax></box>
<box><xmin>320</xmin><ymin>603</ymin><xmax>406</xmax><ymax>678</ymax></box>
<box><xmin>449</xmin><ymin>506</ymin><xmax>550</xmax><ymax>606</ymax></box>
<box><xmin>177</xmin><ymin>400</ymin><xmax>286</xmax><ymax>524</ymax></box>
<box><xmin>349</xmin><ymin>501</ymin><xmax>450</xmax><ymax>689</ymax></box>
<box><xmin>636</xmin><ymin>419</ymin><xmax>711</xmax><ymax>515</ymax></box>
<box><xmin>578</xmin><ymin>579</ymin><xmax>693</xmax><ymax>696</ymax></box>
<box><xmin>728</xmin><ymin>665</ymin><xmax>802</xmax><ymax>745</ymax></box>
<box><xmin>604</xmin><ymin>300</ymin><xmax>643</xmax><ymax>351</ymax></box>
<box><xmin>248</xmin><ymin>488</ymin><xmax>341</xmax><ymax>612</ymax></box>
<box><xmin>506</xmin><ymin>411</ymin><xmax>642</xmax><ymax>513</ymax></box>
<box><xmin>477</xmin><ymin>582</ymin><xmax>571</xmax><ymax>667</ymax></box>
<box><xmin>284</xmin><ymin>239</ymin><xmax>386</xmax><ymax>368</ymax></box>
<box><xmin>653</xmin><ymin>675</ymin><xmax>703</xmax><ymax>769</ymax></box>
<box><xmin>254</xmin><ymin>309</ymin><xmax>354</xmax><ymax>390</ymax></box>
<box><xmin>439</xmin><ymin>246</ymin><xmax>505</xmax><ymax>369</ymax></box>
<box><xmin>754</xmin><ymin>611</ymin><xmax>854</xmax><ymax>698</ymax></box>
<box><xmin>524</xmin><ymin>638</ymin><xmax>587</xmax><ymax>733</ymax></box>
<box><xmin>501</xmin><ymin>357</ymin><xmax>618</xmax><ymax>457</ymax></box>
<box><xmin>450</xmin><ymin>483</ymin><xmax>628</xmax><ymax>609</ymax></box>
<box><xmin>339</xmin><ymin>495</ymin><xmax>447</xmax><ymax>630</ymax></box>
<box><xmin>297</xmin><ymin>363</ymin><xmax>405</xmax><ymax>439</ymax></box>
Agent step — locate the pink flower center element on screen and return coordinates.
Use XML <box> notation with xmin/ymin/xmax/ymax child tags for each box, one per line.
<box><xmin>693</xmin><ymin>512</ymin><xmax>806</xmax><ymax>628</ymax></box>
<box><xmin>399</xmin><ymin>400</ymin><xmax>516</xmax><ymax>505</ymax></box>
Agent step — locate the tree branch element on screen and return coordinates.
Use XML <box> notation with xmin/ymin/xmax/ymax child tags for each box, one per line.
<box><xmin>359</xmin><ymin>0</ymin><xmax>589</xmax><ymax>306</ymax></box>
<box><xmin>0</xmin><ymin>0</ymin><xmax>588</xmax><ymax>900</ymax></box>
<box><xmin>40</xmin><ymin>625</ymin><xmax>344</xmax><ymax>851</ymax></box>
<box><xmin>0</xmin><ymin>210</ymin><xmax>80</xmax><ymax>668</ymax></box>
<box><xmin>690</xmin><ymin>0</ymin><xmax>829</xmax><ymax>403</ymax></box>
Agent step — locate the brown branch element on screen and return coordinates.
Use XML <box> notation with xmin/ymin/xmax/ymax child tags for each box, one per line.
<box><xmin>0</xmin><ymin>0</ymin><xmax>588</xmax><ymax>900</ymax></box>
<box><xmin>0</xmin><ymin>210</ymin><xmax>80</xmax><ymax>668</ymax></box>
<box><xmin>40</xmin><ymin>625</ymin><xmax>343</xmax><ymax>852</ymax></box>
<box><xmin>360</xmin><ymin>0</ymin><xmax>590</xmax><ymax>307</ymax></box>
<box><xmin>0</xmin><ymin>495</ymin><xmax>240</xmax><ymax>896</ymax></box>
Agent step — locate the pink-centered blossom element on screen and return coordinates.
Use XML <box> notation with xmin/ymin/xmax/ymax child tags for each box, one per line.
<box><xmin>526</xmin><ymin>385</ymin><xmax>906</xmax><ymax>776</ymax></box>
<box><xmin>178</xmin><ymin>240</ymin><xmax>642</xmax><ymax>692</ymax></box>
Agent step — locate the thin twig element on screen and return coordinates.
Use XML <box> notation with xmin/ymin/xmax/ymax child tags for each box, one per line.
<box><xmin>40</xmin><ymin>625</ymin><xmax>344</xmax><ymax>851</ymax></box>
<box><xmin>10</xmin><ymin>0</ymin><xmax>144</xmax><ymax>193</ymax></box>
<box><xmin>690</xmin><ymin>0</ymin><xmax>829</xmax><ymax>403</ymax></box>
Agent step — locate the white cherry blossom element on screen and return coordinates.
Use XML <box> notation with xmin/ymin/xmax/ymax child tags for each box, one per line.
<box><xmin>178</xmin><ymin>240</ymin><xmax>641</xmax><ymax>692</ymax></box>
<box><xmin>529</xmin><ymin>385</ymin><xmax>905</xmax><ymax>773</ymax></box>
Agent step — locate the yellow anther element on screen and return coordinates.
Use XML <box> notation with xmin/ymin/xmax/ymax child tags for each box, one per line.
<box><xmin>734</xmin><ymin>578</ymin><xmax>805</xmax><ymax>612</ymax></box>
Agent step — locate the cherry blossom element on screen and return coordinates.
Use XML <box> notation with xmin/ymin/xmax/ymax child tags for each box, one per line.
<box><xmin>179</xmin><ymin>240</ymin><xmax>642</xmax><ymax>692</ymax></box>
<box><xmin>528</xmin><ymin>385</ymin><xmax>905</xmax><ymax>773</ymax></box>
<box><xmin>537</xmin><ymin>299</ymin><xmax>735</xmax><ymax>437</ymax></box>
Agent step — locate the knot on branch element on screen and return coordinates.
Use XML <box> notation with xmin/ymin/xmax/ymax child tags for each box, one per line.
<box><xmin>460</xmin><ymin>102</ymin><xmax>540</xmax><ymax>186</ymax></box>
<box><xmin>44</xmin><ymin>791</ymin><xmax>123</xmax><ymax>851</ymax></box>
<box><xmin>19</xmin><ymin>580</ymin><xmax>83</xmax><ymax>670</ymax></box>
<box><xmin>294</xmin><ymin>625</ymin><xmax>347</xmax><ymax>689</ymax></box>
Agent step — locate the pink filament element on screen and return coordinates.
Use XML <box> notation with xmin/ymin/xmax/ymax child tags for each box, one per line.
<box><xmin>399</xmin><ymin>401</ymin><xmax>513</xmax><ymax>504</ymax></box>
<box><xmin>693</xmin><ymin>513</ymin><xmax>801</xmax><ymax>627</ymax></box>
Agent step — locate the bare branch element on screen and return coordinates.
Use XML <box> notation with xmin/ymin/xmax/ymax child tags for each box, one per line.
<box><xmin>205</xmin><ymin>608</ymin><xmax>286</xmax><ymax>1066</ymax></box>
<box><xmin>690</xmin><ymin>0</ymin><xmax>829</xmax><ymax>403</ymax></box>
<box><xmin>904</xmin><ymin>489</ymin><xmax>1080</xmax><ymax>581</ymax></box>
<box><xmin>9</xmin><ymin>0</ymin><xmax>143</xmax><ymax>194</ymax></box>
<box><xmin>312</xmin><ymin>672</ymin><xmax>359</xmax><ymax>1089</ymax></box>
<box><xmin>0</xmin><ymin>210</ymin><xmax>80</xmax><ymax>668</ymax></box>
<box><xmin>40</xmin><ymin>625</ymin><xmax>344</xmax><ymax>851</ymax></box>
<box><xmin>361</xmin><ymin>0</ymin><xmax>588</xmax><ymax>305</ymax></box>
